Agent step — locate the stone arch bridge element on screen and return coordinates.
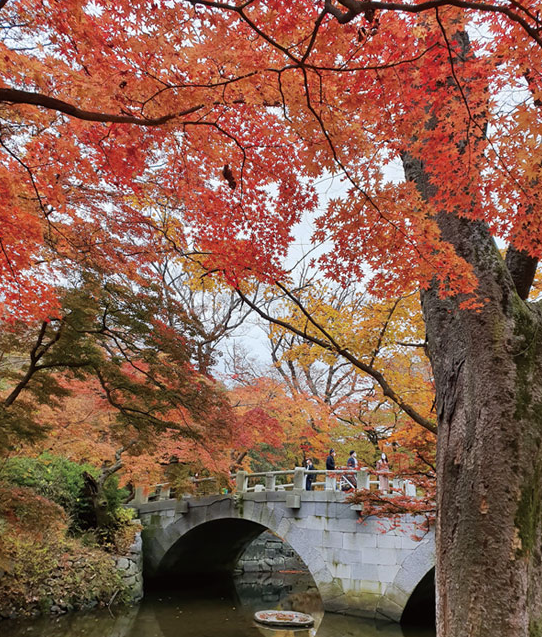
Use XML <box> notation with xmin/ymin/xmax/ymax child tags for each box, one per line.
<box><xmin>132</xmin><ymin>468</ymin><xmax>435</xmax><ymax>623</ymax></box>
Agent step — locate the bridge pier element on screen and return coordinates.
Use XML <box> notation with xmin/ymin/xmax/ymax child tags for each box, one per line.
<box><xmin>136</xmin><ymin>490</ymin><xmax>434</xmax><ymax>622</ymax></box>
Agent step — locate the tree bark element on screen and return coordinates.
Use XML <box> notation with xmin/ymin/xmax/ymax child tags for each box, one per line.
<box><xmin>403</xmin><ymin>154</ymin><xmax>542</xmax><ymax>636</ymax></box>
<box><xmin>83</xmin><ymin>471</ymin><xmax>113</xmax><ymax>530</ymax></box>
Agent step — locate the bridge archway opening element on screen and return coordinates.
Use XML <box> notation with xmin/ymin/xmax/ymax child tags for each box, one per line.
<box><xmin>147</xmin><ymin>517</ymin><xmax>314</xmax><ymax>593</ymax></box>
<box><xmin>150</xmin><ymin>518</ymin><xmax>266</xmax><ymax>585</ymax></box>
<box><xmin>400</xmin><ymin>566</ymin><xmax>435</xmax><ymax>628</ymax></box>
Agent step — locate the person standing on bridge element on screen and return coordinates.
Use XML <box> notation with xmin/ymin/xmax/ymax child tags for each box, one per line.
<box><xmin>376</xmin><ymin>452</ymin><xmax>390</xmax><ymax>493</ymax></box>
<box><xmin>346</xmin><ymin>450</ymin><xmax>358</xmax><ymax>488</ymax></box>
<box><xmin>347</xmin><ymin>450</ymin><xmax>358</xmax><ymax>470</ymax></box>
<box><xmin>326</xmin><ymin>448</ymin><xmax>336</xmax><ymax>471</ymax></box>
<box><xmin>305</xmin><ymin>457</ymin><xmax>315</xmax><ymax>490</ymax></box>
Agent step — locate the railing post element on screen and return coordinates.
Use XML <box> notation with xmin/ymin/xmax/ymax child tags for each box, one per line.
<box><xmin>265</xmin><ymin>473</ymin><xmax>276</xmax><ymax>492</ymax></box>
<box><xmin>158</xmin><ymin>485</ymin><xmax>171</xmax><ymax>500</ymax></box>
<box><xmin>357</xmin><ymin>469</ymin><xmax>370</xmax><ymax>490</ymax></box>
<box><xmin>236</xmin><ymin>471</ymin><xmax>248</xmax><ymax>493</ymax></box>
<box><xmin>293</xmin><ymin>467</ymin><xmax>305</xmax><ymax>492</ymax></box>
<box><xmin>325</xmin><ymin>471</ymin><xmax>336</xmax><ymax>491</ymax></box>
<box><xmin>392</xmin><ymin>478</ymin><xmax>404</xmax><ymax>494</ymax></box>
<box><xmin>133</xmin><ymin>486</ymin><xmax>148</xmax><ymax>505</ymax></box>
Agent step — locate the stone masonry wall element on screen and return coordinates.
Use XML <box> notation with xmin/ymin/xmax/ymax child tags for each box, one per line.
<box><xmin>235</xmin><ymin>530</ymin><xmax>307</xmax><ymax>573</ymax></box>
<box><xmin>115</xmin><ymin>529</ymin><xmax>143</xmax><ymax>603</ymax></box>
<box><xmin>139</xmin><ymin>492</ymin><xmax>435</xmax><ymax>621</ymax></box>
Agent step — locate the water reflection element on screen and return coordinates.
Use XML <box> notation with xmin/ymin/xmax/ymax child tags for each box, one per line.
<box><xmin>2</xmin><ymin>574</ymin><xmax>435</xmax><ymax>637</ymax></box>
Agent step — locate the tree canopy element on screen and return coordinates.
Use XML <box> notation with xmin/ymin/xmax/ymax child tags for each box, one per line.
<box><xmin>3</xmin><ymin>1</ymin><xmax>542</xmax><ymax>634</ymax></box>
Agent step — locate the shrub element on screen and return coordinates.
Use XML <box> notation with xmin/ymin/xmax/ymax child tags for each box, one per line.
<box><xmin>0</xmin><ymin>483</ymin><xmax>127</xmax><ymax>618</ymax></box>
<box><xmin>0</xmin><ymin>533</ymin><xmax>125</xmax><ymax>617</ymax></box>
<box><xmin>0</xmin><ymin>482</ymin><xmax>67</xmax><ymax>537</ymax></box>
<box><xmin>1</xmin><ymin>454</ymin><xmax>129</xmax><ymax>534</ymax></box>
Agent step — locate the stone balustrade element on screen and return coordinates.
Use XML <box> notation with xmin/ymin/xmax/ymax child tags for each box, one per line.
<box><xmin>132</xmin><ymin>469</ymin><xmax>417</xmax><ymax>506</ymax></box>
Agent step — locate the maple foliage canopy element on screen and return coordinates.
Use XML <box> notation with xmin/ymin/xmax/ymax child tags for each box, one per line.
<box><xmin>1</xmin><ymin>0</ymin><xmax>541</xmax><ymax>323</ymax></box>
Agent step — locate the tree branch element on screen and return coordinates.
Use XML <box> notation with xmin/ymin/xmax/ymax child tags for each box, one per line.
<box><xmin>324</xmin><ymin>0</ymin><xmax>542</xmax><ymax>48</ymax></box>
<box><xmin>505</xmin><ymin>245</ymin><xmax>538</xmax><ymax>301</ymax></box>
<box><xmin>236</xmin><ymin>286</ymin><xmax>437</xmax><ymax>435</ymax></box>
<box><xmin>0</xmin><ymin>88</ymin><xmax>204</xmax><ymax>125</ymax></box>
<box><xmin>4</xmin><ymin>321</ymin><xmax>64</xmax><ymax>406</ymax></box>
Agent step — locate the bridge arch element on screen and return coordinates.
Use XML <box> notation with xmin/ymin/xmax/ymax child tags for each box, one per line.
<box><xmin>138</xmin><ymin>492</ymin><xmax>434</xmax><ymax>621</ymax></box>
<box><xmin>376</xmin><ymin>538</ymin><xmax>436</xmax><ymax>622</ymax></box>
<box><xmin>143</xmin><ymin>496</ymin><xmax>336</xmax><ymax>600</ymax></box>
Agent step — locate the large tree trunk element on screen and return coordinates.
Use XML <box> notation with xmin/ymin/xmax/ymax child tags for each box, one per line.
<box><xmin>403</xmin><ymin>151</ymin><xmax>542</xmax><ymax>635</ymax></box>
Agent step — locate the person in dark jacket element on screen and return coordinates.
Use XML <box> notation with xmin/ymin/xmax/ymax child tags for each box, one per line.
<box><xmin>305</xmin><ymin>457</ymin><xmax>315</xmax><ymax>490</ymax></box>
<box><xmin>347</xmin><ymin>450</ymin><xmax>358</xmax><ymax>469</ymax></box>
<box><xmin>325</xmin><ymin>448</ymin><xmax>336</xmax><ymax>471</ymax></box>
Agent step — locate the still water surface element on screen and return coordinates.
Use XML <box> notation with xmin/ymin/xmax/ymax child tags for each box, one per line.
<box><xmin>3</xmin><ymin>573</ymin><xmax>435</xmax><ymax>637</ymax></box>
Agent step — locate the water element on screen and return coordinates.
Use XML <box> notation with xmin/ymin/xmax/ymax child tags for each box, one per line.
<box><xmin>1</xmin><ymin>573</ymin><xmax>435</xmax><ymax>637</ymax></box>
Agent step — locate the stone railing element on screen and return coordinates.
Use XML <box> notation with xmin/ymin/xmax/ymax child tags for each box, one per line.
<box><xmin>234</xmin><ymin>467</ymin><xmax>416</xmax><ymax>495</ymax></box>
<box><xmin>131</xmin><ymin>468</ymin><xmax>417</xmax><ymax>505</ymax></box>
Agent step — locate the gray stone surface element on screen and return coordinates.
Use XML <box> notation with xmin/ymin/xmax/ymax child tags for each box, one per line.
<box><xmin>135</xmin><ymin>491</ymin><xmax>435</xmax><ymax>622</ymax></box>
<box><xmin>236</xmin><ymin>530</ymin><xmax>306</xmax><ymax>574</ymax></box>
<box><xmin>115</xmin><ymin>529</ymin><xmax>144</xmax><ymax>603</ymax></box>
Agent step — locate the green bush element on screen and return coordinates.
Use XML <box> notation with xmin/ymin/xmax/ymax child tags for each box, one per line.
<box><xmin>102</xmin><ymin>473</ymin><xmax>130</xmax><ymax>513</ymax></box>
<box><xmin>1</xmin><ymin>454</ymin><xmax>128</xmax><ymax>534</ymax></box>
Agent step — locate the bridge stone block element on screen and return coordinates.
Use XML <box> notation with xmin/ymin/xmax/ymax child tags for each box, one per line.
<box><xmin>376</xmin><ymin>534</ymin><xmax>403</xmax><ymax>549</ymax></box>
<box><xmin>299</xmin><ymin>500</ymin><xmax>316</xmax><ymax>515</ymax></box>
<box><xmin>362</xmin><ymin>547</ymin><xmax>398</xmax><ymax>565</ymax></box>
<box><xmin>175</xmin><ymin>500</ymin><xmax>188</xmax><ymax>514</ymax></box>
<box><xmin>313</xmin><ymin>502</ymin><xmax>329</xmax><ymax>517</ymax></box>
<box><xmin>312</xmin><ymin>564</ymin><xmax>334</xmax><ymax>584</ymax></box>
<box><xmin>297</xmin><ymin>528</ymin><xmax>323</xmax><ymax>547</ymax></box>
<box><xmin>251</xmin><ymin>502</ymin><xmax>269</xmax><ymax>525</ymax></box>
<box><xmin>332</xmin><ymin>547</ymin><xmax>362</xmax><ymax>566</ymax></box>
<box><xmin>286</xmin><ymin>494</ymin><xmax>301</xmax><ymax>509</ymax></box>
<box><xmin>208</xmin><ymin>498</ymin><xmax>232</xmax><ymax>517</ymax></box>
<box><xmin>342</xmin><ymin>531</ymin><xmax>376</xmax><ymax>549</ymax></box>
<box><xmin>322</xmin><ymin>530</ymin><xmax>343</xmax><ymax>549</ymax></box>
<box><xmin>181</xmin><ymin>504</ymin><xmax>207</xmax><ymax>527</ymax></box>
<box><xmin>241</xmin><ymin>499</ymin><xmax>255</xmax><ymax>519</ymax></box>
<box><xmin>332</xmin><ymin>517</ymin><xmax>361</xmax><ymax>533</ymax></box>
<box><xmin>377</xmin><ymin>563</ymin><xmax>401</xmax><ymax>584</ymax></box>
<box><xmin>332</xmin><ymin>563</ymin><xmax>352</xmax><ymax>579</ymax></box>
<box><xmin>262</xmin><ymin>491</ymin><xmax>286</xmax><ymax>502</ymax></box>
<box><xmin>352</xmin><ymin>561</ymin><xmax>379</xmax><ymax>582</ymax></box>
<box><xmin>376</xmin><ymin>598</ymin><xmax>404</xmax><ymax>623</ymax></box>
<box><xmin>300</xmin><ymin>514</ymin><xmax>326</xmax><ymax>531</ymax></box>
<box><xmin>276</xmin><ymin>517</ymin><xmax>292</xmax><ymax>538</ymax></box>
<box><xmin>380</xmin><ymin>583</ymin><xmax>409</xmax><ymax>609</ymax></box>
